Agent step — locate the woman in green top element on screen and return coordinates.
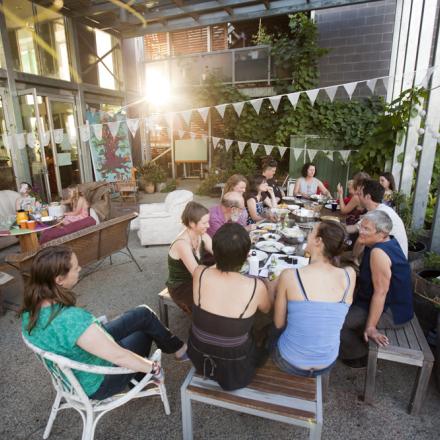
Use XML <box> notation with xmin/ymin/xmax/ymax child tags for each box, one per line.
<box><xmin>166</xmin><ymin>201</ymin><xmax>213</xmax><ymax>315</ymax></box>
<box><xmin>20</xmin><ymin>245</ymin><xmax>187</xmax><ymax>400</ymax></box>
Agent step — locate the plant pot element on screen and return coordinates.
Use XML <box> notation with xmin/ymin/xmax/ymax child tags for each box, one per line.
<box><xmin>408</xmin><ymin>241</ymin><xmax>427</xmax><ymax>262</ymax></box>
<box><xmin>413</xmin><ymin>291</ymin><xmax>439</xmax><ymax>334</ymax></box>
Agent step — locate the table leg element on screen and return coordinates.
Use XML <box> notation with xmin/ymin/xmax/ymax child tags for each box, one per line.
<box><xmin>18</xmin><ymin>233</ymin><xmax>39</xmax><ymax>252</ymax></box>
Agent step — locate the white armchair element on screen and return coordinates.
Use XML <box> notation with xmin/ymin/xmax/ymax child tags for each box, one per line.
<box><xmin>0</xmin><ymin>190</ymin><xmax>20</xmax><ymax>249</ymax></box>
<box><xmin>137</xmin><ymin>190</ymin><xmax>193</xmax><ymax>246</ymax></box>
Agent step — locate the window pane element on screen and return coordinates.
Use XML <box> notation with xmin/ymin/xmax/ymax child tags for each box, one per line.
<box><xmin>96</xmin><ymin>29</ymin><xmax>116</xmax><ymax>90</ymax></box>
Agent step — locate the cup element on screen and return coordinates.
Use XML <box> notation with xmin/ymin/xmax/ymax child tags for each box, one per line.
<box><xmin>16</xmin><ymin>210</ymin><xmax>28</xmax><ymax>224</ymax></box>
<box><xmin>331</xmin><ymin>201</ymin><xmax>338</xmax><ymax>212</ymax></box>
<box><xmin>19</xmin><ymin>220</ymin><xmax>28</xmax><ymax>229</ymax></box>
<box><xmin>26</xmin><ymin>220</ymin><xmax>36</xmax><ymax>230</ymax></box>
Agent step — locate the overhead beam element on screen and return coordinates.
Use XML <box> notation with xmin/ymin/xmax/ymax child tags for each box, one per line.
<box><xmin>121</xmin><ymin>0</ymin><xmax>381</xmax><ymax>37</ymax></box>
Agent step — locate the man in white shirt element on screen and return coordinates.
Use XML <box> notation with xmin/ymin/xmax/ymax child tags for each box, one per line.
<box><xmin>352</xmin><ymin>179</ymin><xmax>408</xmax><ymax>257</ymax></box>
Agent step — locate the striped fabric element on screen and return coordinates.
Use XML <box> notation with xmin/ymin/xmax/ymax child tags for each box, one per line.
<box><xmin>191</xmin><ymin>323</ymin><xmax>248</xmax><ymax>348</ymax></box>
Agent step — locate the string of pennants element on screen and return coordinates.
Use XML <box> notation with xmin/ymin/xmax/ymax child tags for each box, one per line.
<box><xmin>2</xmin><ymin>68</ymin><xmax>438</xmax><ymax>152</ymax></box>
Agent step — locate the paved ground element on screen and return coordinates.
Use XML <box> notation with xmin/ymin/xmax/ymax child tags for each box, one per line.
<box><xmin>1</xmin><ymin>180</ymin><xmax>439</xmax><ymax>439</ymax></box>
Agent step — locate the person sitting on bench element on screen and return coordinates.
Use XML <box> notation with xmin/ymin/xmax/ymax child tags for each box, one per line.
<box><xmin>272</xmin><ymin>220</ymin><xmax>355</xmax><ymax>377</ymax></box>
<box><xmin>187</xmin><ymin>223</ymin><xmax>272</xmax><ymax>390</ymax></box>
<box><xmin>339</xmin><ymin>210</ymin><xmax>414</xmax><ymax>368</ymax></box>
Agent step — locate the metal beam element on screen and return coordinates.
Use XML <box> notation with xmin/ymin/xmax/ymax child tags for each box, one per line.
<box><xmin>121</xmin><ymin>0</ymin><xmax>382</xmax><ymax>37</ymax></box>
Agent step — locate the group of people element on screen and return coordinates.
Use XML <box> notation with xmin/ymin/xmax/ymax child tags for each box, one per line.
<box><xmin>19</xmin><ymin>159</ymin><xmax>414</xmax><ymax>401</ymax></box>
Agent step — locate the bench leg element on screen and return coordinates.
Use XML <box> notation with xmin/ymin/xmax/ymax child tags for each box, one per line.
<box><xmin>309</xmin><ymin>422</ymin><xmax>322</xmax><ymax>440</ymax></box>
<box><xmin>408</xmin><ymin>360</ymin><xmax>433</xmax><ymax>415</ymax></box>
<box><xmin>181</xmin><ymin>373</ymin><xmax>194</xmax><ymax>440</ymax></box>
<box><xmin>321</xmin><ymin>371</ymin><xmax>330</xmax><ymax>403</ymax></box>
<box><xmin>363</xmin><ymin>348</ymin><xmax>379</xmax><ymax>405</ymax></box>
<box><xmin>158</xmin><ymin>297</ymin><xmax>169</xmax><ymax>328</ymax></box>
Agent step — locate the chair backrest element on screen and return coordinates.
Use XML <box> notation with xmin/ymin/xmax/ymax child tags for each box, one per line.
<box><xmin>0</xmin><ymin>190</ymin><xmax>20</xmax><ymax>217</ymax></box>
<box><xmin>164</xmin><ymin>190</ymin><xmax>193</xmax><ymax>214</ymax></box>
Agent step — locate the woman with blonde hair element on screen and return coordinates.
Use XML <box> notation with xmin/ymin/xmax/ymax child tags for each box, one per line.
<box><xmin>62</xmin><ymin>184</ymin><xmax>89</xmax><ymax>224</ymax></box>
<box><xmin>223</xmin><ymin>174</ymin><xmax>248</xmax><ymax>195</ymax></box>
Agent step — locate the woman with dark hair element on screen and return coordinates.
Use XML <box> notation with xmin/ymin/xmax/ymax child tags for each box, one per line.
<box><xmin>294</xmin><ymin>162</ymin><xmax>331</xmax><ymax>197</ymax></box>
<box><xmin>272</xmin><ymin>220</ymin><xmax>355</xmax><ymax>377</ymax></box>
<box><xmin>244</xmin><ymin>175</ymin><xmax>277</xmax><ymax>224</ymax></box>
<box><xmin>187</xmin><ymin>223</ymin><xmax>272</xmax><ymax>390</ymax></box>
<box><xmin>20</xmin><ymin>246</ymin><xmax>187</xmax><ymax>400</ymax></box>
<box><xmin>337</xmin><ymin>171</ymin><xmax>370</xmax><ymax>225</ymax></box>
<box><xmin>379</xmin><ymin>172</ymin><xmax>396</xmax><ymax>206</ymax></box>
<box><xmin>166</xmin><ymin>201</ymin><xmax>213</xmax><ymax>314</ymax></box>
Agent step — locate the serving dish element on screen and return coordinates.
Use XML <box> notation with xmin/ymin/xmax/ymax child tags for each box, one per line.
<box><xmin>255</xmin><ymin>240</ymin><xmax>284</xmax><ymax>253</ymax></box>
<box><xmin>262</xmin><ymin>233</ymin><xmax>281</xmax><ymax>241</ymax></box>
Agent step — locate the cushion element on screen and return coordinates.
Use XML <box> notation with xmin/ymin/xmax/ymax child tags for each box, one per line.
<box><xmin>39</xmin><ymin>216</ymin><xmax>96</xmax><ymax>244</ymax></box>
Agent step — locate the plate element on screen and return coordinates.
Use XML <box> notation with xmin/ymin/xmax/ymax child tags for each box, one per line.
<box><xmin>282</xmin><ymin>196</ymin><xmax>297</xmax><ymax>202</ymax></box>
<box><xmin>282</xmin><ymin>245</ymin><xmax>296</xmax><ymax>255</ymax></box>
<box><xmin>321</xmin><ymin>215</ymin><xmax>340</xmax><ymax>222</ymax></box>
<box><xmin>248</xmin><ymin>249</ymin><xmax>268</xmax><ymax>262</ymax></box>
<box><xmin>287</xmin><ymin>204</ymin><xmax>300</xmax><ymax>211</ymax></box>
<box><xmin>262</xmin><ymin>233</ymin><xmax>281</xmax><ymax>241</ymax></box>
<box><xmin>272</xmin><ymin>208</ymin><xmax>289</xmax><ymax>216</ymax></box>
<box><xmin>257</xmin><ymin>222</ymin><xmax>277</xmax><ymax>231</ymax></box>
<box><xmin>324</xmin><ymin>203</ymin><xmax>340</xmax><ymax>210</ymax></box>
<box><xmin>255</xmin><ymin>240</ymin><xmax>284</xmax><ymax>253</ymax></box>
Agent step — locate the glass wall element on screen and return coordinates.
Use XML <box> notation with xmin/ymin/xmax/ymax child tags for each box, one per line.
<box><xmin>4</xmin><ymin>0</ymin><xmax>70</xmax><ymax>80</ymax></box>
<box><xmin>0</xmin><ymin>93</ymin><xmax>15</xmax><ymax>190</ymax></box>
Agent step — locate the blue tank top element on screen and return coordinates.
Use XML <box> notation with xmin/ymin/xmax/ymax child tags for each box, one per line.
<box><xmin>277</xmin><ymin>269</ymin><xmax>350</xmax><ymax>369</ymax></box>
<box><xmin>356</xmin><ymin>237</ymin><xmax>413</xmax><ymax>325</ymax></box>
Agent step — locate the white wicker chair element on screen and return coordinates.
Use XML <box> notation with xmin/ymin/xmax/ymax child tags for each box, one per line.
<box><xmin>22</xmin><ymin>336</ymin><xmax>170</xmax><ymax>440</ymax></box>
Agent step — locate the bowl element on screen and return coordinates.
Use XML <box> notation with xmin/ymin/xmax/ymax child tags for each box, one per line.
<box><xmin>262</xmin><ymin>233</ymin><xmax>281</xmax><ymax>242</ymax></box>
<box><xmin>282</xmin><ymin>245</ymin><xmax>296</xmax><ymax>255</ymax></box>
<box><xmin>40</xmin><ymin>216</ymin><xmax>57</xmax><ymax>226</ymax></box>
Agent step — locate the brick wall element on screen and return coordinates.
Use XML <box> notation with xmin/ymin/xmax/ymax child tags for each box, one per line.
<box><xmin>316</xmin><ymin>0</ymin><xmax>396</xmax><ymax>93</ymax></box>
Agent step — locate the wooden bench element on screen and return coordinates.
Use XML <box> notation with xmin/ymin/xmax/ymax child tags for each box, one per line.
<box><xmin>5</xmin><ymin>212</ymin><xmax>142</xmax><ymax>277</ymax></box>
<box><xmin>363</xmin><ymin>315</ymin><xmax>434</xmax><ymax>415</ymax></box>
<box><xmin>181</xmin><ymin>360</ymin><xmax>327</xmax><ymax>440</ymax></box>
<box><xmin>158</xmin><ymin>288</ymin><xmax>180</xmax><ymax>327</ymax></box>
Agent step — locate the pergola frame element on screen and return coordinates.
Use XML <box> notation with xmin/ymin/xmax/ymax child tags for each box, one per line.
<box><xmin>2</xmin><ymin>0</ymin><xmax>440</xmax><ymax>248</ymax></box>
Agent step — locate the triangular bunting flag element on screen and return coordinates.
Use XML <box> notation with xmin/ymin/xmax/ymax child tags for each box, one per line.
<box><xmin>278</xmin><ymin>146</ymin><xmax>287</xmax><ymax>158</ymax></box>
<box><xmin>250</xmin><ymin>99</ymin><xmax>263</xmax><ymax>114</ymax></box>
<box><xmin>61</xmin><ymin>133</ymin><xmax>71</xmax><ymax>151</ymax></box>
<box><xmin>325</xmin><ymin>86</ymin><xmax>338</xmax><ymax>102</ymax></box>
<box><xmin>264</xmin><ymin>145</ymin><xmax>273</xmax><ymax>156</ymax></box>
<box><xmin>15</xmin><ymin>133</ymin><xmax>26</xmax><ymax>150</ymax></box>
<box><xmin>381</xmin><ymin>77</ymin><xmax>390</xmax><ymax>92</ymax></box>
<box><xmin>339</xmin><ymin>150</ymin><xmax>351</xmax><ymax>163</ymax></box>
<box><xmin>307</xmin><ymin>149</ymin><xmax>318</xmax><ymax>162</ymax></box>
<box><xmin>238</xmin><ymin>141</ymin><xmax>247</xmax><ymax>154</ymax></box>
<box><xmin>212</xmin><ymin>137</ymin><xmax>220</xmax><ymax>149</ymax></box>
<box><xmin>225</xmin><ymin>139</ymin><xmax>233</xmax><ymax>151</ymax></box>
<box><xmin>197</xmin><ymin>107</ymin><xmax>210</xmax><ymax>124</ymax></box>
<box><xmin>92</xmin><ymin>124</ymin><xmax>103</xmax><ymax>140</ymax></box>
<box><xmin>215</xmin><ymin>104</ymin><xmax>227</xmax><ymax>118</ymax></box>
<box><xmin>326</xmin><ymin>150</ymin><xmax>334</xmax><ymax>161</ymax></box>
<box><xmin>343</xmin><ymin>82</ymin><xmax>358</xmax><ymax>99</ymax></box>
<box><xmin>53</xmin><ymin>128</ymin><xmax>64</xmax><ymax>144</ymax></box>
<box><xmin>178</xmin><ymin>129</ymin><xmax>185</xmax><ymax>138</ymax></box>
<box><xmin>26</xmin><ymin>132</ymin><xmax>35</xmax><ymax>149</ymax></box>
<box><xmin>269</xmin><ymin>95</ymin><xmax>282</xmax><ymax>111</ymax></box>
<box><xmin>305</xmin><ymin>89</ymin><xmax>320</xmax><ymax>105</ymax></box>
<box><xmin>107</xmin><ymin>121</ymin><xmax>120</xmax><ymax>138</ymax></box>
<box><xmin>180</xmin><ymin>110</ymin><xmax>192</xmax><ymax>126</ymax></box>
<box><xmin>126</xmin><ymin>119</ymin><xmax>139</xmax><ymax>137</ymax></box>
<box><xmin>190</xmin><ymin>132</ymin><xmax>196</xmax><ymax>139</ymax></box>
<box><xmin>79</xmin><ymin>126</ymin><xmax>90</xmax><ymax>143</ymax></box>
<box><xmin>293</xmin><ymin>148</ymin><xmax>302</xmax><ymax>161</ymax></box>
<box><xmin>251</xmin><ymin>143</ymin><xmax>259</xmax><ymax>155</ymax></box>
<box><xmin>366</xmin><ymin>78</ymin><xmax>378</xmax><ymax>93</ymax></box>
<box><xmin>41</xmin><ymin>131</ymin><xmax>50</xmax><ymax>146</ymax></box>
<box><xmin>232</xmin><ymin>102</ymin><xmax>245</xmax><ymax>117</ymax></box>
<box><xmin>287</xmin><ymin>92</ymin><xmax>300</xmax><ymax>108</ymax></box>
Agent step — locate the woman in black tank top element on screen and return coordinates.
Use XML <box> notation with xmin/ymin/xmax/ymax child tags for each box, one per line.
<box><xmin>187</xmin><ymin>224</ymin><xmax>272</xmax><ymax>390</ymax></box>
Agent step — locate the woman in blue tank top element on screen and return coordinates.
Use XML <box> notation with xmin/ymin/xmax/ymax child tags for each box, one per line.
<box><xmin>272</xmin><ymin>220</ymin><xmax>356</xmax><ymax>377</ymax></box>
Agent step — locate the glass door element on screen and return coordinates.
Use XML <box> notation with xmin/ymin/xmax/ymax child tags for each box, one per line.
<box><xmin>0</xmin><ymin>88</ymin><xmax>16</xmax><ymax>190</ymax></box>
<box><xmin>46</xmin><ymin>97</ymin><xmax>81</xmax><ymax>193</ymax></box>
<box><xmin>17</xmin><ymin>88</ymin><xmax>51</xmax><ymax>202</ymax></box>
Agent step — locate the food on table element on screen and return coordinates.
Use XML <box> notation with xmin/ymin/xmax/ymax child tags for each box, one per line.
<box><xmin>279</xmin><ymin>203</ymin><xmax>289</xmax><ymax>209</ymax></box>
<box><xmin>320</xmin><ymin>215</ymin><xmax>340</xmax><ymax>222</ymax></box>
<box><xmin>281</xmin><ymin>226</ymin><xmax>304</xmax><ymax>239</ymax></box>
<box><xmin>248</xmin><ymin>249</ymin><xmax>268</xmax><ymax>262</ymax></box>
<box><xmin>262</xmin><ymin>233</ymin><xmax>281</xmax><ymax>241</ymax></box>
<box><xmin>255</xmin><ymin>240</ymin><xmax>284</xmax><ymax>253</ymax></box>
<box><xmin>282</xmin><ymin>246</ymin><xmax>296</xmax><ymax>255</ymax></box>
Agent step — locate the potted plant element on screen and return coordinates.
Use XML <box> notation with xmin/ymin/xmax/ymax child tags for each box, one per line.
<box><xmin>138</xmin><ymin>161</ymin><xmax>166</xmax><ymax>194</ymax></box>
<box><xmin>408</xmin><ymin>229</ymin><xmax>427</xmax><ymax>262</ymax></box>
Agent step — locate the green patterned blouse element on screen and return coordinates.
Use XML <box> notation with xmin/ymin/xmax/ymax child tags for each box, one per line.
<box><xmin>22</xmin><ymin>305</ymin><xmax>112</xmax><ymax>396</ymax></box>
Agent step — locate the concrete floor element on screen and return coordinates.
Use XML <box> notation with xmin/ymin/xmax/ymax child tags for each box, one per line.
<box><xmin>1</xmin><ymin>180</ymin><xmax>439</xmax><ymax>439</ymax></box>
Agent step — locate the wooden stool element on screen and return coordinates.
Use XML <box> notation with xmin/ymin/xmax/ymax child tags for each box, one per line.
<box><xmin>158</xmin><ymin>288</ymin><xmax>180</xmax><ymax>327</ymax></box>
<box><xmin>363</xmin><ymin>315</ymin><xmax>434</xmax><ymax>415</ymax></box>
